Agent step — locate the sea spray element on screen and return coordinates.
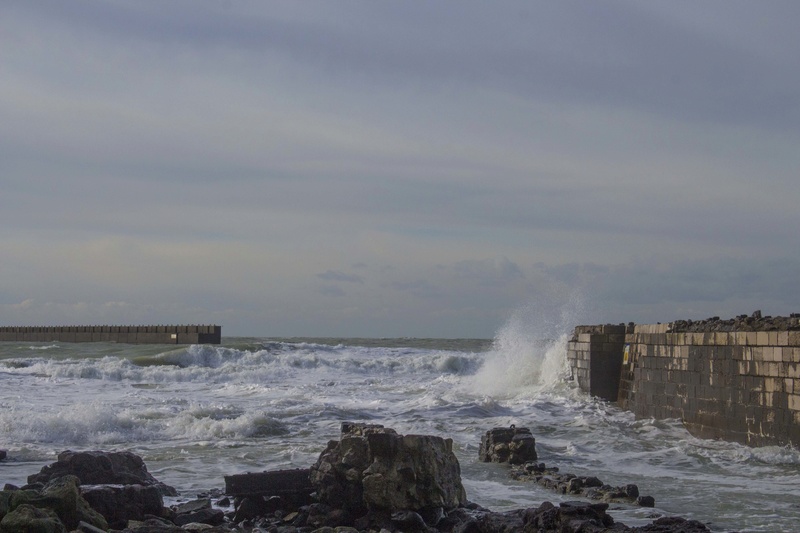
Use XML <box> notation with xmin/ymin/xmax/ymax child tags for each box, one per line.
<box><xmin>470</xmin><ymin>296</ymin><xmax>584</xmax><ymax>395</ymax></box>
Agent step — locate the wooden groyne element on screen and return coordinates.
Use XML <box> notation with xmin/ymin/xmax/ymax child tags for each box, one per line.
<box><xmin>0</xmin><ymin>325</ymin><xmax>221</xmax><ymax>344</ymax></box>
<box><xmin>567</xmin><ymin>313</ymin><xmax>800</xmax><ymax>448</ymax></box>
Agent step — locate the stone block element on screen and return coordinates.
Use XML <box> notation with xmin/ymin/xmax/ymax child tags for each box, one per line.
<box><xmin>768</xmin><ymin>332</ymin><xmax>780</xmax><ymax>346</ymax></box>
<box><xmin>757</xmin><ymin>332</ymin><xmax>769</xmax><ymax>346</ymax></box>
<box><xmin>789</xmin><ymin>394</ymin><xmax>800</xmax><ymax>412</ymax></box>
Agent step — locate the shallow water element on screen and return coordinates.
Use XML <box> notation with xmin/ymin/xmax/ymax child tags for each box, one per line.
<box><xmin>1</xmin><ymin>329</ymin><xmax>799</xmax><ymax>532</ymax></box>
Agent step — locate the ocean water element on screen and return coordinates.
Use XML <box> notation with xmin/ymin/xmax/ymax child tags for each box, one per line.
<box><xmin>1</xmin><ymin>318</ymin><xmax>800</xmax><ymax>532</ymax></box>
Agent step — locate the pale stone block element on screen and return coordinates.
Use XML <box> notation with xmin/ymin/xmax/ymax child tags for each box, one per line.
<box><xmin>746</xmin><ymin>332</ymin><xmax>759</xmax><ymax>346</ymax></box>
<box><xmin>768</xmin><ymin>332</ymin><xmax>779</xmax><ymax>346</ymax></box>
<box><xmin>789</xmin><ymin>394</ymin><xmax>800</xmax><ymax>412</ymax></box>
<box><xmin>787</xmin><ymin>364</ymin><xmax>800</xmax><ymax>380</ymax></box>
<box><xmin>714</xmin><ymin>332</ymin><xmax>729</xmax><ymax>345</ymax></box>
<box><xmin>764</xmin><ymin>377</ymin><xmax>779</xmax><ymax>393</ymax></box>
<box><xmin>778</xmin><ymin>331</ymin><xmax>789</xmax><ymax>346</ymax></box>
<box><xmin>736</xmin><ymin>332</ymin><xmax>748</xmax><ymax>346</ymax></box>
<box><xmin>757</xmin><ymin>332</ymin><xmax>769</xmax><ymax>346</ymax></box>
<box><xmin>679</xmin><ymin>345</ymin><xmax>690</xmax><ymax>359</ymax></box>
<box><xmin>578</xmin><ymin>333</ymin><xmax>592</xmax><ymax>343</ymax></box>
<box><xmin>763</xmin><ymin>393</ymin><xmax>774</xmax><ymax>407</ymax></box>
<box><xmin>752</xmin><ymin>347</ymin><xmax>765</xmax><ymax>362</ymax></box>
<box><xmin>789</xmin><ymin>331</ymin><xmax>800</xmax><ymax>346</ymax></box>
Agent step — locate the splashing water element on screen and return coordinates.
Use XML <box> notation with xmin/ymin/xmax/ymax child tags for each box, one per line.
<box><xmin>471</xmin><ymin>296</ymin><xmax>583</xmax><ymax>395</ymax></box>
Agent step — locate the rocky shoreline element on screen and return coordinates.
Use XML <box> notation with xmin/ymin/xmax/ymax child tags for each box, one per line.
<box><xmin>1</xmin><ymin>424</ymin><xmax>716</xmax><ymax>533</ymax></box>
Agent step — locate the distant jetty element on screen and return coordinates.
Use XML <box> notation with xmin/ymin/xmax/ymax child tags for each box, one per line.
<box><xmin>0</xmin><ymin>325</ymin><xmax>221</xmax><ymax>344</ymax></box>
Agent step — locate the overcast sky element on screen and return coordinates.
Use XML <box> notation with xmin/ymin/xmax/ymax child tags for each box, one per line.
<box><xmin>2</xmin><ymin>1</ymin><xmax>799</xmax><ymax>338</ymax></box>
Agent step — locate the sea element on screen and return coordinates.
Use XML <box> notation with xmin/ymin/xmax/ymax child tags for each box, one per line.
<box><xmin>1</xmin><ymin>315</ymin><xmax>800</xmax><ymax>532</ymax></box>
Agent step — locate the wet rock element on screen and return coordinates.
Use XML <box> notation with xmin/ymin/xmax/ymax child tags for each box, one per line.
<box><xmin>27</xmin><ymin>450</ymin><xmax>177</xmax><ymax>496</ymax></box>
<box><xmin>633</xmin><ymin>515</ymin><xmax>711</xmax><ymax>532</ymax></box>
<box><xmin>0</xmin><ymin>449</ymin><xmax>7</xmax><ymax>461</ymax></box>
<box><xmin>510</xmin><ymin>461</ymin><xmax>655</xmax><ymax>507</ymax></box>
<box><xmin>479</xmin><ymin>426</ymin><xmax>537</xmax><ymax>464</ymax></box>
<box><xmin>225</xmin><ymin>468</ymin><xmax>314</xmax><ymax>511</ymax></box>
<box><xmin>637</xmin><ymin>495</ymin><xmax>656</xmax><ymax>507</ymax></box>
<box><xmin>0</xmin><ymin>503</ymin><xmax>66</xmax><ymax>533</ymax></box>
<box><xmin>80</xmin><ymin>483</ymin><xmax>165</xmax><ymax>529</ymax></box>
<box><xmin>39</xmin><ymin>475</ymin><xmax>108</xmax><ymax>531</ymax></box>
<box><xmin>309</xmin><ymin>423</ymin><xmax>466</xmax><ymax>515</ymax></box>
<box><xmin>170</xmin><ymin>497</ymin><xmax>224</xmax><ymax>526</ymax></box>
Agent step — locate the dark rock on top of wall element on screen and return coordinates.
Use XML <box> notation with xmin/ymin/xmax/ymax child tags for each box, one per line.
<box><xmin>669</xmin><ymin>310</ymin><xmax>800</xmax><ymax>332</ymax></box>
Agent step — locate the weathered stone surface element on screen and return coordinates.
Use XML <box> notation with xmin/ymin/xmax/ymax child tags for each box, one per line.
<box><xmin>0</xmin><ymin>503</ymin><xmax>66</xmax><ymax>533</ymax></box>
<box><xmin>27</xmin><ymin>450</ymin><xmax>177</xmax><ymax>496</ymax></box>
<box><xmin>80</xmin><ymin>483</ymin><xmax>164</xmax><ymax>529</ymax></box>
<box><xmin>0</xmin><ymin>449</ymin><xmax>7</xmax><ymax>461</ymax></box>
<box><xmin>224</xmin><ymin>467</ymin><xmax>314</xmax><ymax>509</ymax></box>
<box><xmin>309</xmin><ymin>423</ymin><xmax>467</xmax><ymax>515</ymax></box>
<box><xmin>479</xmin><ymin>426</ymin><xmax>537</xmax><ymax>464</ymax></box>
<box><xmin>632</xmin><ymin>515</ymin><xmax>711</xmax><ymax>532</ymax></box>
<box><xmin>39</xmin><ymin>475</ymin><xmax>108</xmax><ymax>531</ymax></box>
<box><xmin>510</xmin><ymin>461</ymin><xmax>654</xmax><ymax>507</ymax></box>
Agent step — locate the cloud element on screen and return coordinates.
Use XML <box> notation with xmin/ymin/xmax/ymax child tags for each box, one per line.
<box><xmin>316</xmin><ymin>271</ymin><xmax>364</xmax><ymax>284</ymax></box>
<box><xmin>0</xmin><ymin>2</ymin><xmax>798</xmax><ymax>336</ymax></box>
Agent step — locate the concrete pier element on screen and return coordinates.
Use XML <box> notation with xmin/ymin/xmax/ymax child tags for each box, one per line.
<box><xmin>0</xmin><ymin>325</ymin><xmax>221</xmax><ymax>344</ymax></box>
<box><xmin>567</xmin><ymin>315</ymin><xmax>800</xmax><ymax>448</ymax></box>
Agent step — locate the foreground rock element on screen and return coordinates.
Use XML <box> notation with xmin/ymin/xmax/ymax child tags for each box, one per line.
<box><xmin>309</xmin><ymin>422</ymin><xmax>467</xmax><ymax>516</ymax></box>
<box><xmin>0</xmin><ymin>426</ymin><xmax>713</xmax><ymax>532</ymax></box>
<box><xmin>0</xmin><ymin>475</ymin><xmax>108</xmax><ymax>532</ymax></box>
<box><xmin>479</xmin><ymin>425</ymin><xmax>537</xmax><ymax>465</ymax></box>
<box><xmin>481</xmin><ymin>427</ymin><xmax>655</xmax><ymax>507</ymax></box>
<box><xmin>511</xmin><ymin>461</ymin><xmax>655</xmax><ymax>507</ymax></box>
<box><xmin>27</xmin><ymin>450</ymin><xmax>177</xmax><ymax>497</ymax></box>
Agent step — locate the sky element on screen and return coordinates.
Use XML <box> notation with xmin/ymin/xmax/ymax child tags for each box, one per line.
<box><xmin>2</xmin><ymin>1</ymin><xmax>799</xmax><ymax>338</ymax></box>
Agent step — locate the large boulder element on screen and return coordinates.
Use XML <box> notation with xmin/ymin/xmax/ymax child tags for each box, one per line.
<box><xmin>309</xmin><ymin>423</ymin><xmax>467</xmax><ymax>515</ymax></box>
<box><xmin>479</xmin><ymin>426</ymin><xmax>537</xmax><ymax>464</ymax></box>
<box><xmin>27</xmin><ymin>450</ymin><xmax>177</xmax><ymax>496</ymax></box>
<box><xmin>80</xmin><ymin>483</ymin><xmax>165</xmax><ymax>530</ymax></box>
<box><xmin>0</xmin><ymin>476</ymin><xmax>107</xmax><ymax>532</ymax></box>
<box><xmin>0</xmin><ymin>503</ymin><xmax>66</xmax><ymax>533</ymax></box>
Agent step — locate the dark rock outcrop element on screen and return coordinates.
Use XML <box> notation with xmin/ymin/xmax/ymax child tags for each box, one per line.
<box><xmin>479</xmin><ymin>426</ymin><xmax>537</xmax><ymax>464</ymax></box>
<box><xmin>0</xmin><ymin>476</ymin><xmax>108</xmax><ymax>532</ymax></box>
<box><xmin>510</xmin><ymin>461</ymin><xmax>655</xmax><ymax>507</ymax></box>
<box><xmin>0</xmin><ymin>430</ymin><xmax>715</xmax><ymax>533</ymax></box>
<box><xmin>309</xmin><ymin>422</ymin><xmax>467</xmax><ymax>516</ymax></box>
<box><xmin>0</xmin><ymin>503</ymin><xmax>66</xmax><ymax>533</ymax></box>
<box><xmin>80</xmin><ymin>483</ymin><xmax>165</xmax><ymax>530</ymax></box>
<box><xmin>27</xmin><ymin>450</ymin><xmax>177</xmax><ymax>497</ymax></box>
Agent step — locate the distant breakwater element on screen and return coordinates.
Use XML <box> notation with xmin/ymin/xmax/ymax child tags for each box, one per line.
<box><xmin>0</xmin><ymin>324</ymin><xmax>221</xmax><ymax>344</ymax></box>
<box><xmin>567</xmin><ymin>312</ymin><xmax>800</xmax><ymax>448</ymax></box>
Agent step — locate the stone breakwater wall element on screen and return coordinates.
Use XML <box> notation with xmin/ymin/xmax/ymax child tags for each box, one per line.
<box><xmin>0</xmin><ymin>324</ymin><xmax>221</xmax><ymax>344</ymax></box>
<box><xmin>567</xmin><ymin>314</ymin><xmax>800</xmax><ymax>447</ymax></box>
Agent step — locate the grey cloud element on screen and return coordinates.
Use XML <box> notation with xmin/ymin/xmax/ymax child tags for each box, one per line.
<box><xmin>387</xmin><ymin>280</ymin><xmax>441</xmax><ymax>299</ymax></box>
<box><xmin>317</xmin><ymin>271</ymin><xmax>364</xmax><ymax>284</ymax></box>
<box><xmin>452</xmin><ymin>258</ymin><xmax>524</xmax><ymax>286</ymax></box>
<box><xmin>318</xmin><ymin>285</ymin><xmax>346</xmax><ymax>298</ymax></box>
